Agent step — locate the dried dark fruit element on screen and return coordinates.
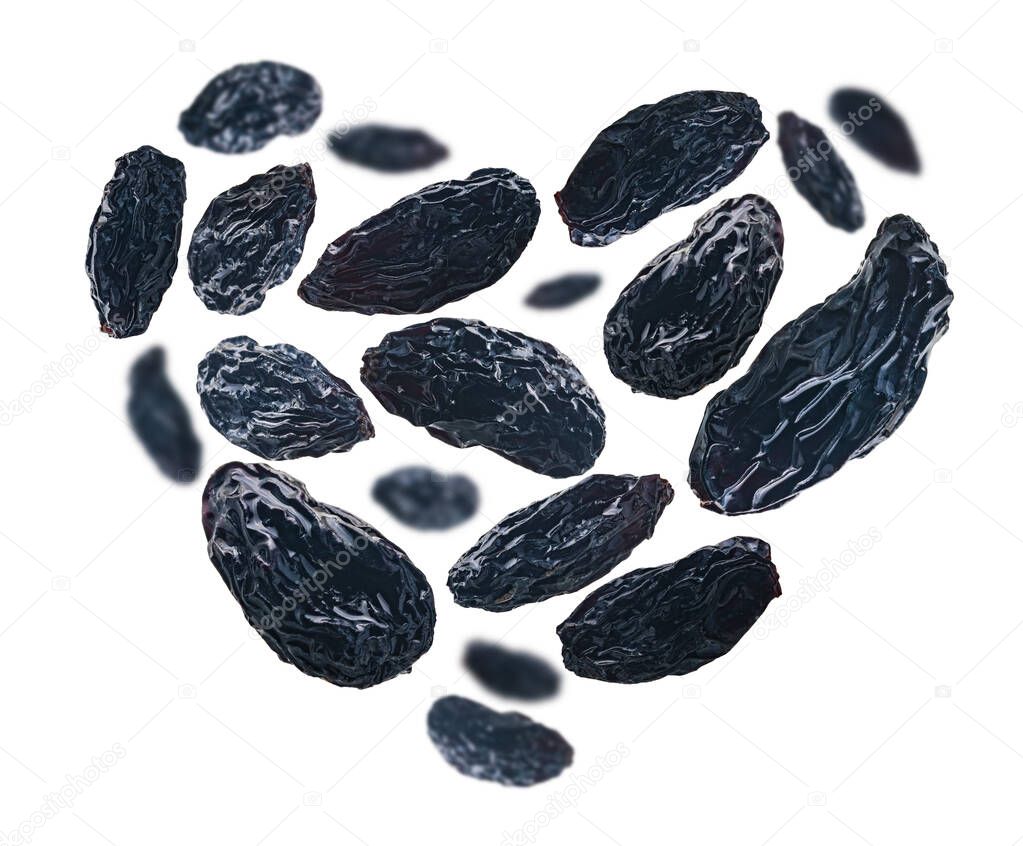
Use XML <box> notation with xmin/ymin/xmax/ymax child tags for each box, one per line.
<box><xmin>427</xmin><ymin>695</ymin><xmax>572</xmax><ymax>786</ymax></box>
<box><xmin>372</xmin><ymin>466</ymin><xmax>478</xmax><ymax>530</ymax></box>
<box><xmin>188</xmin><ymin>163</ymin><xmax>316</xmax><ymax>314</ymax></box>
<box><xmin>556</xmin><ymin>91</ymin><xmax>769</xmax><ymax>246</ymax></box>
<box><xmin>197</xmin><ymin>336</ymin><xmax>373</xmax><ymax>460</ymax></box>
<box><xmin>558</xmin><ymin>536</ymin><xmax>780</xmax><ymax>684</ymax></box>
<box><xmin>604</xmin><ymin>195</ymin><xmax>784</xmax><ymax>399</ymax></box>
<box><xmin>690</xmin><ymin>215</ymin><xmax>951</xmax><ymax>515</ymax></box>
<box><xmin>127</xmin><ymin>347</ymin><xmax>201</xmax><ymax>483</ymax></box>
<box><xmin>328</xmin><ymin>124</ymin><xmax>448</xmax><ymax>172</ymax></box>
<box><xmin>828</xmin><ymin>88</ymin><xmax>920</xmax><ymax>173</ymax></box>
<box><xmin>202</xmin><ymin>462</ymin><xmax>435</xmax><ymax>689</ymax></box>
<box><xmin>777</xmin><ymin>112</ymin><xmax>864</xmax><ymax>231</ymax></box>
<box><xmin>361</xmin><ymin>318</ymin><xmax>605</xmax><ymax>478</ymax></box>
<box><xmin>298</xmin><ymin>168</ymin><xmax>540</xmax><ymax>315</ymax></box>
<box><xmin>85</xmin><ymin>145</ymin><xmax>186</xmax><ymax>338</ymax></box>
<box><xmin>524</xmin><ymin>273</ymin><xmax>601</xmax><ymax>309</ymax></box>
<box><xmin>463</xmin><ymin>641</ymin><xmax>560</xmax><ymax>701</ymax></box>
<box><xmin>179</xmin><ymin>61</ymin><xmax>322</xmax><ymax>154</ymax></box>
<box><xmin>449</xmin><ymin>474</ymin><xmax>673</xmax><ymax>611</ymax></box>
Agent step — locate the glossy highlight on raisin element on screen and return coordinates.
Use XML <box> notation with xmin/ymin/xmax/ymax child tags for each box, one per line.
<box><xmin>464</xmin><ymin>641</ymin><xmax>560</xmax><ymax>702</ymax></box>
<box><xmin>328</xmin><ymin>123</ymin><xmax>447</xmax><ymax>172</ymax></box>
<box><xmin>372</xmin><ymin>466</ymin><xmax>479</xmax><ymax>530</ymax></box>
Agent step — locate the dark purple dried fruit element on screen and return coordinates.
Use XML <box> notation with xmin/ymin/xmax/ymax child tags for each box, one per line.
<box><xmin>558</xmin><ymin>536</ymin><xmax>780</xmax><ymax>683</ymax></box>
<box><xmin>690</xmin><ymin>215</ymin><xmax>951</xmax><ymax>515</ymax></box>
<box><xmin>372</xmin><ymin>466</ymin><xmax>478</xmax><ymax>530</ymax></box>
<box><xmin>604</xmin><ymin>195</ymin><xmax>784</xmax><ymax>398</ymax></box>
<box><xmin>449</xmin><ymin>474</ymin><xmax>673</xmax><ymax>611</ymax></box>
<box><xmin>555</xmin><ymin>90</ymin><xmax>769</xmax><ymax>246</ymax></box>
<box><xmin>427</xmin><ymin>695</ymin><xmax>572</xmax><ymax>786</ymax></box>
<box><xmin>197</xmin><ymin>336</ymin><xmax>373</xmax><ymax>460</ymax></box>
<box><xmin>85</xmin><ymin>145</ymin><xmax>186</xmax><ymax>338</ymax></box>
<box><xmin>298</xmin><ymin>168</ymin><xmax>540</xmax><ymax>315</ymax></box>
<box><xmin>202</xmin><ymin>462</ymin><xmax>435</xmax><ymax>689</ymax></box>
<box><xmin>127</xmin><ymin>347</ymin><xmax>201</xmax><ymax>483</ymax></box>
<box><xmin>463</xmin><ymin>641</ymin><xmax>560</xmax><ymax>701</ymax></box>
<box><xmin>777</xmin><ymin>111</ymin><xmax>864</xmax><ymax>231</ymax></box>
<box><xmin>179</xmin><ymin>61</ymin><xmax>322</xmax><ymax>154</ymax></box>
<box><xmin>524</xmin><ymin>273</ymin><xmax>601</xmax><ymax>309</ymax></box>
<box><xmin>328</xmin><ymin>123</ymin><xmax>447</xmax><ymax>172</ymax></box>
<box><xmin>361</xmin><ymin>318</ymin><xmax>605</xmax><ymax>478</ymax></box>
<box><xmin>828</xmin><ymin>88</ymin><xmax>920</xmax><ymax>173</ymax></box>
<box><xmin>188</xmin><ymin>163</ymin><xmax>316</xmax><ymax>314</ymax></box>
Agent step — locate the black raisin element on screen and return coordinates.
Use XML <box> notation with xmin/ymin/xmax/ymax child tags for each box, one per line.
<box><xmin>202</xmin><ymin>462</ymin><xmax>435</xmax><ymax>689</ymax></box>
<box><xmin>127</xmin><ymin>347</ymin><xmax>201</xmax><ymax>483</ymax></box>
<box><xmin>427</xmin><ymin>695</ymin><xmax>572</xmax><ymax>786</ymax></box>
<box><xmin>298</xmin><ymin>168</ymin><xmax>540</xmax><ymax>315</ymax></box>
<box><xmin>828</xmin><ymin>88</ymin><xmax>920</xmax><ymax>173</ymax></box>
<box><xmin>188</xmin><ymin>163</ymin><xmax>316</xmax><ymax>314</ymax></box>
<box><xmin>197</xmin><ymin>336</ymin><xmax>373</xmax><ymax>460</ymax></box>
<box><xmin>361</xmin><ymin>318</ymin><xmax>605</xmax><ymax>478</ymax></box>
<box><xmin>328</xmin><ymin>123</ymin><xmax>448</xmax><ymax>172</ymax></box>
<box><xmin>179</xmin><ymin>61</ymin><xmax>322</xmax><ymax>154</ymax></box>
<box><xmin>555</xmin><ymin>90</ymin><xmax>769</xmax><ymax>246</ymax></box>
<box><xmin>690</xmin><ymin>215</ymin><xmax>951</xmax><ymax>515</ymax></box>
<box><xmin>449</xmin><ymin>474</ymin><xmax>673</xmax><ymax>611</ymax></box>
<box><xmin>85</xmin><ymin>145</ymin><xmax>186</xmax><ymax>338</ymax></box>
<box><xmin>557</xmin><ymin>536</ymin><xmax>780</xmax><ymax>683</ymax></box>
<box><xmin>777</xmin><ymin>111</ymin><xmax>864</xmax><ymax>231</ymax></box>
<box><xmin>372</xmin><ymin>466</ymin><xmax>478</xmax><ymax>530</ymax></box>
<box><xmin>604</xmin><ymin>195</ymin><xmax>784</xmax><ymax>398</ymax></box>
<box><xmin>524</xmin><ymin>273</ymin><xmax>601</xmax><ymax>309</ymax></box>
<box><xmin>463</xmin><ymin>641</ymin><xmax>560</xmax><ymax>701</ymax></box>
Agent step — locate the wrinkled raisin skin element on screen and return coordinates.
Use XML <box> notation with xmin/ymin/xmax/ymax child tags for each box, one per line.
<box><xmin>524</xmin><ymin>273</ymin><xmax>601</xmax><ymax>309</ymax></box>
<box><xmin>604</xmin><ymin>195</ymin><xmax>784</xmax><ymax>399</ymax></box>
<box><xmin>689</xmin><ymin>215</ymin><xmax>951</xmax><ymax>515</ymax></box>
<box><xmin>557</xmin><ymin>537</ymin><xmax>780</xmax><ymax>684</ymax></box>
<box><xmin>328</xmin><ymin>124</ymin><xmax>447</xmax><ymax>172</ymax></box>
<box><xmin>464</xmin><ymin>641</ymin><xmax>560</xmax><ymax>702</ymax></box>
<box><xmin>828</xmin><ymin>88</ymin><xmax>920</xmax><ymax>173</ymax></box>
<box><xmin>372</xmin><ymin>466</ymin><xmax>478</xmax><ymax>530</ymax></box>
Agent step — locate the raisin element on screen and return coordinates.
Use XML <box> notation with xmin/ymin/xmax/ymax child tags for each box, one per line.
<box><xmin>555</xmin><ymin>91</ymin><xmax>769</xmax><ymax>246</ymax></box>
<box><xmin>202</xmin><ymin>462</ymin><xmax>435</xmax><ymax>689</ymax></box>
<box><xmin>604</xmin><ymin>195</ymin><xmax>784</xmax><ymax>399</ymax></box>
<box><xmin>361</xmin><ymin>318</ymin><xmax>605</xmax><ymax>478</ymax></box>
<box><xmin>197</xmin><ymin>336</ymin><xmax>373</xmax><ymax>460</ymax></box>
<box><xmin>427</xmin><ymin>695</ymin><xmax>572</xmax><ymax>786</ymax></box>
<box><xmin>372</xmin><ymin>466</ymin><xmax>478</xmax><ymax>530</ymax></box>
<box><xmin>690</xmin><ymin>215</ymin><xmax>951</xmax><ymax>515</ymax></box>
<box><xmin>127</xmin><ymin>347</ymin><xmax>201</xmax><ymax>483</ymax></box>
<box><xmin>777</xmin><ymin>111</ymin><xmax>864</xmax><ymax>231</ymax></box>
<box><xmin>188</xmin><ymin>163</ymin><xmax>316</xmax><ymax>315</ymax></box>
<box><xmin>179</xmin><ymin>61</ymin><xmax>322</xmax><ymax>154</ymax></box>
<box><xmin>828</xmin><ymin>88</ymin><xmax>920</xmax><ymax>173</ymax></box>
<box><xmin>524</xmin><ymin>273</ymin><xmax>601</xmax><ymax>309</ymax></box>
<box><xmin>557</xmin><ymin>536</ymin><xmax>780</xmax><ymax>683</ymax></box>
<box><xmin>449</xmin><ymin>474</ymin><xmax>673</xmax><ymax>611</ymax></box>
<box><xmin>85</xmin><ymin>145</ymin><xmax>186</xmax><ymax>338</ymax></box>
<box><xmin>298</xmin><ymin>168</ymin><xmax>540</xmax><ymax>315</ymax></box>
<box><xmin>463</xmin><ymin>641</ymin><xmax>560</xmax><ymax>701</ymax></box>
<box><xmin>328</xmin><ymin>123</ymin><xmax>448</xmax><ymax>172</ymax></box>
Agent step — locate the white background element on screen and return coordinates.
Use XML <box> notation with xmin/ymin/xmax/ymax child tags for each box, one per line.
<box><xmin>1</xmin><ymin>1</ymin><xmax>1021</xmax><ymax>843</ymax></box>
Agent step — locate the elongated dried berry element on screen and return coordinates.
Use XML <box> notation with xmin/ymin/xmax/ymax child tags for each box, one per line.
<box><xmin>449</xmin><ymin>474</ymin><xmax>673</xmax><ymax>611</ymax></box>
<box><xmin>202</xmin><ymin>462</ymin><xmax>435</xmax><ymax>688</ymax></box>
<box><xmin>777</xmin><ymin>112</ymin><xmax>863</xmax><ymax>231</ymax></box>
<box><xmin>127</xmin><ymin>347</ymin><xmax>201</xmax><ymax>483</ymax></box>
<box><xmin>362</xmin><ymin>318</ymin><xmax>605</xmax><ymax>477</ymax></box>
<box><xmin>524</xmin><ymin>273</ymin><xmax>600</xmax><ymax>309</ymax></box>
<box><xmin>556</xmin><ymin>91</ymin><xmax>769</xmax><ymax>246</ymax></box>
<box><xmin>605</xmin><ymin>195</ymin><xmax>784</xmax><ymax>398</ymax></box>
<box><xmin>427</xmin><ymin>696</ymin><xmax>572</xmax><ymax>786</ymax></box>
<box><xmin>179</xmin><ymin>61</ymin><xmax>322</xmax><ymax>154</ymax></box>
<box><xmin>198</xmin><ymin>336</ymin><xmax>373</xmax><ymax>460</ymax></box>
<box><xmin>85</xmin><ymin>145</ymin><xmax>186</xmax><ymax>338</ymax></box>
<box><xmin>298</xmin><ymin>168</ymin><xmax>540</xmax><ymax>315</ymax></box>
<box><xmin>828</xmin><ymin>88</ymin><xmax>920</xmax><ymax>173</ymax></box>
<box><xmin>188</xmin><ymin>164</ymin><xmax>316</xmax><ymax>314</ymax></box>
<box><xmin>328</xmin><ymin>124</ymin><xmax>447</xmax><ymax>172</ymax></box>
<box><xmin>464</xmin><ymin>641</ymin><xmax>560</xmax><ymax>701</ymax></box>
<box><xmin>690</xmin><ymin>215</ymin><xmax>951</xmax><ymax>515</ymax></box>
<box><xmin>558</xmin><ymin>537</ymin><xmax>780</xmax><ymax>683</ymax></box>
<box><xmin>372</xmin><ymin>466</ymin><xmax>478</xmax><ymax>530</ymax></box>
